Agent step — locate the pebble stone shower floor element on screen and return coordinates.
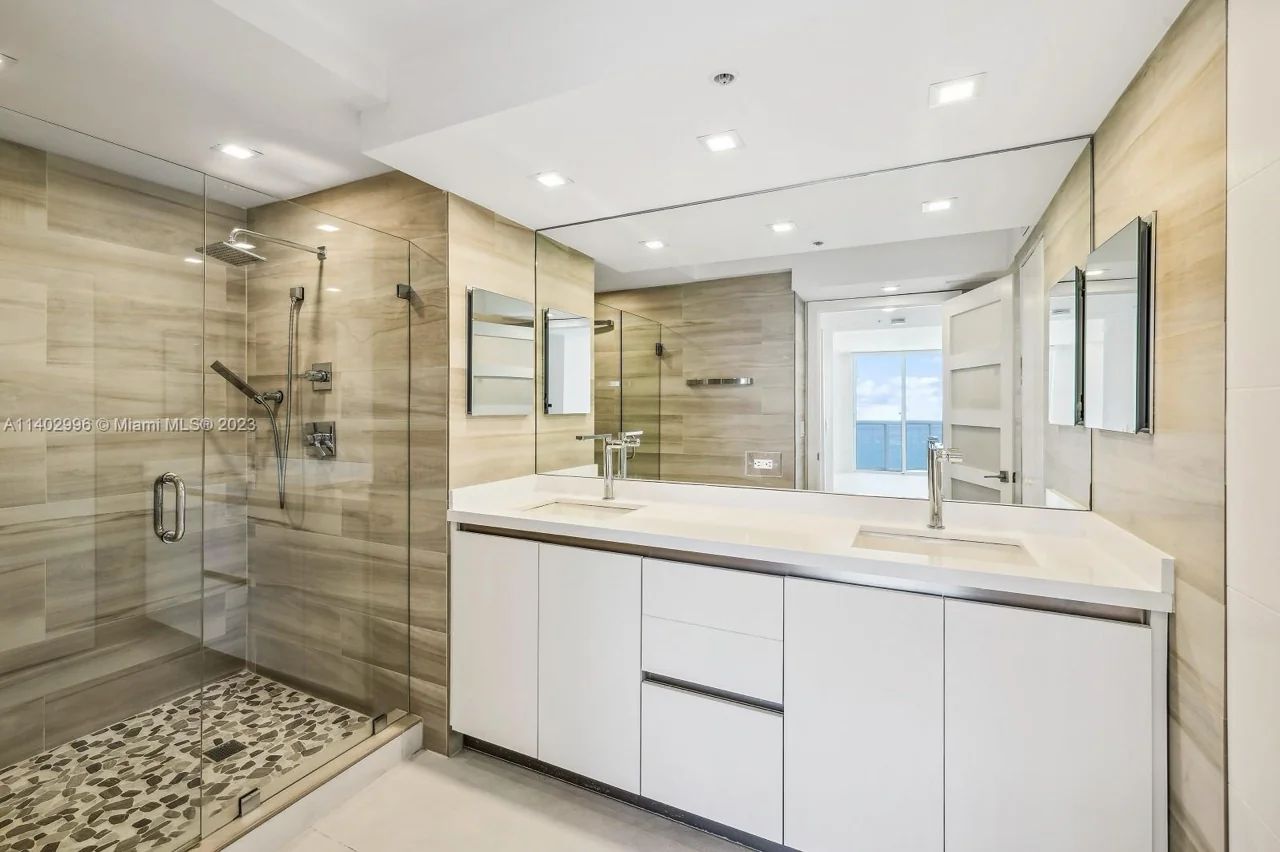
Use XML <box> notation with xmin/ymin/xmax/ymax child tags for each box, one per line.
<box><xmin>0</xmin><ymin>671</ymin><xmax>368</xmax><ymax>851</ymax></box>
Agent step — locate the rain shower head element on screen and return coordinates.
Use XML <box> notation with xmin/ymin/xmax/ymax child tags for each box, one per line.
<box><xmin>196</xmin><ymin>241</ymin><xmax>267</xmax><ymax>267</ymax></box>
<box><xmin>194</xmin><ymin>227</ymin><xmax>328</xmax><ymax>266</ymax></box>
<box><xmin>210</xmin><ymin>360</ymin><xmax>264</xmax><ymax>403</ymax></box>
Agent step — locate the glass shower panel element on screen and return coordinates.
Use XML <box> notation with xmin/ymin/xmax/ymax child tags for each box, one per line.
<box><xmin>620</xmin><ymin>310</ymin><xmax>662</xmax><ymax>480</ymax></box>
<box><xmin>0</xmin><ymin>107</ymin><xmax>207</xmax><ymax>850</ymax></box>
<box><xmin>198</xmin><ymin>182</ymin><xmax>412</xmax><ymax>833</ymax></box>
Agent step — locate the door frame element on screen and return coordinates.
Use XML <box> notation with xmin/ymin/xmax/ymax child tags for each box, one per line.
<box><xmin>806</xmin><ymin>292</ymin><xmax>959</xmax><ymax>492</ymax></box>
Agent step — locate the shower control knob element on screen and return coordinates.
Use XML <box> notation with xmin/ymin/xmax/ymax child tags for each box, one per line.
<box><xmin>303</xmin><ymin>421</ymin><xmax>337</xmax><ymax>459</ymax></box>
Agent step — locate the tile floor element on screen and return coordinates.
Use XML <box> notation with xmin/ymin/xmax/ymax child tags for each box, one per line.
<box><xmin>282</xmin><ymin>749</ymin><xmax>745</xmax><ymax>852</ymax></box>
<box><xmin>0</xmin><ymin>671</ymin><xmax>368</xmax><ymax>851</ymax></box>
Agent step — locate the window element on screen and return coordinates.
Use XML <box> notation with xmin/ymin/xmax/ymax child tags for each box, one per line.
<box><xmin>852</xmin><ymin>350</ymin><xmax>942</xmax><ymax>472</ymax></box>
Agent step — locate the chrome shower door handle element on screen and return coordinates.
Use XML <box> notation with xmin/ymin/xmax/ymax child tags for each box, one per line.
<box><xmin>153</xmin><ymin>472</ymin><xmax>186</xmax><ymax>543</ymax></box>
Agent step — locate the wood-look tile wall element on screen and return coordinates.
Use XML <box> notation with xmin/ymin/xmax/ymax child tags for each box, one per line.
<box><xmin>254</xmin><ymin>176</ymin><xmax>556</xmax><ymax>755</ymax></box>
<box><xmin>0</xmin><ymin>139</ymin><xmax>245</xmax><ymax>768</ymax></box>
<box><xmin>446</xmin><ymin>195</ymin><xmax>537</xmax><ymax>490</ymax></box>
<box><xmin>600</xmin><ymin>272</ymin><xmax>799</xmax><ymax>489</ymax></box>
<box><xmin>1095</xmin><ymin>2</ymin><xmax>1226</xmax><ymax>846</ymax></box>
<box><xmin>1020</xmin><ymin>1</ymin><xmax>1227</xmax><ymax>846</ymax></box>
<box><xmin>243</xmin><ymin>171</ymin><xmax>452</xmax><ymax>752</ymax></box>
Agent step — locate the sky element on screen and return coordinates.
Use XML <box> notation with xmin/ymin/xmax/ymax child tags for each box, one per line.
<box><xmin>854</xmin><ymin>351</ymin><xmax>943</xmax><ymax>422</ymax></box>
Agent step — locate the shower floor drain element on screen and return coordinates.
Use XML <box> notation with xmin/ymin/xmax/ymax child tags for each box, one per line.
<box><xmin>204</xmin><ymin>739</ymin><xmax>247</xmax><ymax>763</ymax></box>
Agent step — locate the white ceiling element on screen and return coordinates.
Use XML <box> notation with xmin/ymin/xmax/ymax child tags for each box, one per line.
<box><xmin>353</xmin><ymin>0</ymin><xmax>1187</xmax><ymax>229</ymax></box>
<box><xmin>0</xmin><ymin>0</ymin><xmax>388</xmax><ymax>198</ymax></box>
<box><xmin>0</xmin><ymin>0</ymin><xmax>1185</xmax><ymax>243</ymax></box>
<box><xmin>547</xmin><ymin>139</ymin><xmax>1084</xmax><ymax>297</ymax></box>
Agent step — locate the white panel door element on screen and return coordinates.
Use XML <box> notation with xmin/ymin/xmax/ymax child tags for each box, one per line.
<box><xmin>784</xmin><ymin>577</ymin><xmax>944</xmax><ymax>852</ymax></box>
<box><xmin>942</xmin><ymin>276</ymin><xmax>1016</xmax><ymax>503</ymax></box>
<box><xmin>449</xmin><ymin>530</ymin><xmax>539</xmax><ymax>756</ymax></box>
<box><xmin>538</xmin><ymin>543</ymin><xmax>642</xmax><ymax>792</ymax></box>
<box><xmin>945</xmin><ymin>599</ymin><xmax>1153</xmax><ymax>852</ymax></box>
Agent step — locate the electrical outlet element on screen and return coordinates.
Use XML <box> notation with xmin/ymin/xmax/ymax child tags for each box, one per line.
<box><xmin>744</xmin><ymin>451</ymin><xmax>783</xmax><ymax>477</ymax></box>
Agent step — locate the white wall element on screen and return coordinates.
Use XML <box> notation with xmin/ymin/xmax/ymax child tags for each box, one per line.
<box><xmin>1227</xmin><ymin>0</ymin><xmax>1280</xmax><ymax>846</ymax></box>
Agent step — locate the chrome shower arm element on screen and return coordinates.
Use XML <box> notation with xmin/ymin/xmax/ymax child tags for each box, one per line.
<box><xmin>228</xmin><ymin>228</ymin><xmax>327</xmax><ymax>261</ymax></box>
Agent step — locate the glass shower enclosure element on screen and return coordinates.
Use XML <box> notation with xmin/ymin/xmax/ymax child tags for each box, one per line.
<box><xmin>0</xmin><ymin>106</ymin><xmax>417</xmax><ymax>850</ymax></box>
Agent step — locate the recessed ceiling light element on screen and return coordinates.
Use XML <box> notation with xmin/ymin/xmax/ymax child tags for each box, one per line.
<box><xmin>316</xmin><ymin>223</ymin><xmax>340</xmax><ymax>233</ymax></box>
<box><xmin>183</xmin><ymin>257</ymin><xmax>203</xmax><ymax>264</ymax></box>
<box><xmin>881</xmin><ymin>285</ymin><xmax>900</xmax><ymax>293</ymax></box>
<box><xmin>0</xmin><ymin>53</ymin><xmax>17</xmax><ymax>70</ymax></box>
<box><xmin>770</xmin><ymin>221</ymin><xmax>796</xmax><ymax>234</ymax></box>
<box><xmin>325</xmin><ymin>287</ymin><xmax>342</xmax><ymax>293</ymax></box>
<box><xmin>711</xmin><ymin>71</ymin><xmax>737</xmax><ymax>86</ymax></box>
<box><xmin>882</xmin><ymin>307</ymin><xmax>899</xmax><ymax>313</ymax></box>
<box><xmin>534</xmin><ymin>171</ymin><xmax>571</xmax><ymax>188</ymax></box>
<box><xmin>642</xmin><ymin>240</ymin><xmax>665</xmax><ymax>250</ymax></box>
<box><xmin>698</xmin><ymin>130</ymin><xmax>743</xmax><ymax>153</ymax></box>
<box><xmin>922</xmin><ymin>197</ymin><xmax>956</xmax><ymax>213</ymax></box>
<box><xmin>928</xmin><ymin>73</ymin><xmax>986</xmax><ymax>108</ymax></box>
<box><xmin>213</xmin><ymin>143</ymin><xmax>262</xmax><ymax>160</ymax></box>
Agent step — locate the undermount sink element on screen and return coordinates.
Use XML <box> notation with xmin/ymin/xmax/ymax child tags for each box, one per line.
<box><xmin>522</xmin><ymin>500</ymin><xmax>643</xmax><ymax>522</ymax></box>
<box><xmin>853</xmin><ymin>527</ymin><xmax>1036</xmax><ymax>567</ymax></box>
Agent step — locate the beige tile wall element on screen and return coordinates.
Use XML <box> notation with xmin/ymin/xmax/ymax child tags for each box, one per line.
<box><xmin>249</xmin><ymin>175</ymin><xmax>573</xmax><ymax>756</ymax></box>
<box><xmin>1226</xmin><ymin>0</ymin><xmax>1280</xmax><ymax>846</ymax></box>
<box><xmin>242</xmin><ymin>171</ymin><xmax>451</xmax><ymax>750</ymax></box>
<box><xmin>0</xmin><ymin>139</ymin><xmax>245</xmax><ymax>768</ymax></box>
<box><xmin>1093</xmin><ymin>1</ymin><xmax>1226</xmax><ymax>848</ymax></box>
<box><xmin>600</xmin><ymin>272</ymin><xmax>799</xmax><ymax>488</ymax></box>
<box><xmin>447</xmin><ymin>195</ymin><xmax>537</xmax><ymax>490</ymax></box>
<box><xmin>1020</xmin><ymin>1</ymin><xmax>1228</xmax><ymax>847</ymax></box>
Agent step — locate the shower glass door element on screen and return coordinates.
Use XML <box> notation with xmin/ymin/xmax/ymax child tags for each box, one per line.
<box><xmin>0</xmin><ymin>107</ymin><xmax>208</xmax><ymax>850</ymax></box>
<box><xmin>2</xmin><ymin>106</ymin><xmax>416</xmax><ymax>849</ymax></box>
<box><xmin>197</xmin><ymin>179</ymin><xmax>414</xmax><ymax>834</ymax></box>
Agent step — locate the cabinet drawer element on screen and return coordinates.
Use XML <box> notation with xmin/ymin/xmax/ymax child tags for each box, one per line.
<box><xmin>641</xmin><ymin>682</ymin><xmax>782</xmax><ymax>843</ymax></box>
<box><xmin>642</xmin><ymin>615</ymin><xmax>782</xmax><ymax>703</ymax></box>
<box><xmin>642</xmin><ymin>559</ymin><xmax>782</xmax><ymax>639</ymax></box>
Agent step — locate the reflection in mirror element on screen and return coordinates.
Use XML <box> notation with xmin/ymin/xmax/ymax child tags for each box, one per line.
<box><xmin>543</xmin><ymin>309</ymin><xmax>592</xmax><ymax>415</ymax></box>
<box><xmin>467</xmin><ymin>288</ymin><xmax>534</xmax><ymax>416</ymax></box>
<box><xmin>1048</xmin><ymin>268</ymin><xmax>1085</xmax><ymax>427</ymax></box>
<box><xmin>534</xmin><ymin>140</ymin><xmax>1097</xmax><ymax>508</ymax></box>
<box><xmin>1083</xmin><ymin>217</ymin><xmax>1153</xmax><ymax>434</ymax></box>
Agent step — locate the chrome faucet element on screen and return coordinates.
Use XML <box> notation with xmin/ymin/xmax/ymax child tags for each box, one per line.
<box><xmin>926</xmin><ymin>437</ymin><xmax>964</xmax><ymax>530</ymax></box>
<box><xmin>618</xmin><ymin>430</ymin><xmax>644</xmax><ymax>479</ymax></box>
<box><xmin>576</xmin><ymin>434</ymin><xmax>625</xmax><ymax>500</ymax></box>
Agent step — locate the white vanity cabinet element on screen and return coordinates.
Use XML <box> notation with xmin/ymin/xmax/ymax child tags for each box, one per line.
<box><xmin>449</xmin><ymin>530</ymin><xmax>539</xmax><ymax>756</ymax></box>
<box><xmin>640</xmin><ymin>558</ymin><xmax>784</xmax><ymax>842</ymax></box>
<box><xmin>538</xmin><ymin>543</ymin><xmax>642</xmax><ymax>792</ymax></box>
<box><xmin>944</xmin><ymin>599</ymin><xmax>1154</xmax><ymax>852</ymax></box>
<box><xmin>783</xmin><ymin>577</ymin><xmax>945</xmax><ymax>852</ymax></box>
<box><xmin>451</xmin><ymin>526</ymin><xmax>1164</xmax><ymax>852</ymax></box>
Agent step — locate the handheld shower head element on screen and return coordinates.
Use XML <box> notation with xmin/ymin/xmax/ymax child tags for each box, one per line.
<box><xmin>210</xmin><ymin>360</ymin><xmax>264</xmax><ymax>403</ymax></box>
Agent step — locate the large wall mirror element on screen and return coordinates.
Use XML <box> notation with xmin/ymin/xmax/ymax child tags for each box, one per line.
<box><xmin>533</xmin><ymin>139</ymin><xmax>1104</xmax><ymax>509</ymax></box>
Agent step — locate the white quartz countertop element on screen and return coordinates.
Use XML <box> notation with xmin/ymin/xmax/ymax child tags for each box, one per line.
<box><xmin>449</xmin><ymin>476</ymin><xmax>1174</xmax><ymax>613</ymax></box>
